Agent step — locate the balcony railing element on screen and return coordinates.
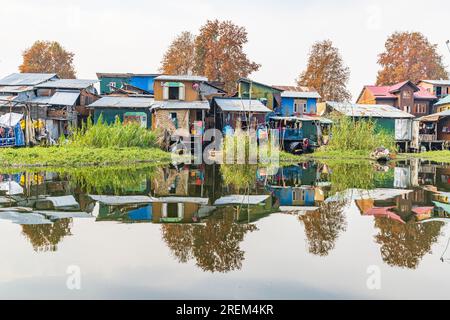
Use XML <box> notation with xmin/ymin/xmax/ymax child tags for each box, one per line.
<box><xmin>420</xmin><ymin>134</ymin><xmax>437</xmax><ymax>142</ymax></box>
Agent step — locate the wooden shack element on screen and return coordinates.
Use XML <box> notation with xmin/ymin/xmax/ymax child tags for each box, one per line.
<box><xmin>417</xmin><ymin>110</ymin><xmax>450</xmax><ymax>150</ymax></box>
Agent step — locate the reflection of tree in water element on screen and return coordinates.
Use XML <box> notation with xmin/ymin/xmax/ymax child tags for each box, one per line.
<box><xmin>374</xmin><ymin>218</ymin><xmax>444</xmax><ymax>269</ymax></box>
<box><xmin>298</xmin><ymin>201</ymin><xmax>347</xmax><ymax>256</ymax></box>
<box><xmin>21</xmin><ymin>219</ymin><xmax>72</xmax><ymax>252</ymax></box>
<box><xmin>161</xmin><ymin>210</ymin><xmax>257</xmax><ymax>272</ymax></box>
<box><xmin>161</xmin><ymin>224</ymin><xmax>195</xmax><ymax>263</ymax></box>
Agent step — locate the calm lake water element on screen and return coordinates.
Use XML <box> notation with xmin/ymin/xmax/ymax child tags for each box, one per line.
<box><xmin>0</xmin><ymin>159</ymin><xmax>449</xmax><ymax>299</ymax></box>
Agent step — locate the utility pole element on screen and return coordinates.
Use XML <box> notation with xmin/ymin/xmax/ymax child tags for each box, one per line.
<box><xmin>446</xmin><ymin>40</ymin><xmax>450</xmax><ymax>55</ymax></box>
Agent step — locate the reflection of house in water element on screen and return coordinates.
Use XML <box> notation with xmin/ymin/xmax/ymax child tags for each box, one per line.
<box><xmin>151</xmin><ymin>165</ymin><xmax>206</xmax><ymax>198</ymax></box>
<box><xmin>265</xmin><ymin>163</ymin><xmax>331</xmax><ymax>213</ymax></box>
<box><xmin>213</xmin><ymin>194</ymin><xmax>276</xmax><ymax>223</ymax></box>
<box><xmin>404</xmin><ymin>160</ymin><xmax>450</xmax><ymax>191</ymax></box>
<box><xmin>349</xmin><ymin>184</ymin><xmax>450</xmax><ymax>226</ymax></box>
<box><xmin>153</xmin><ymin>197</ymin><xmax>211</xmax><ymax>223</ymax></box>
<box><xmin>431</xmin><ymin>192</ymin><xmax>450</xmax><ymax>220</ymax></box>
<box><xmin>91</xmin><ymin>195</ymin><xmax>211</xmax><ymax>224</ymax></box>
<box><xmin>354</xmin><ymin>188</ymin><xmax>436</xmax><ymax>223</ymax></box>
<box><xmin>337</xmin><ymin>187</ymin><xmax>446</xmax><ymax>269</ymax></box>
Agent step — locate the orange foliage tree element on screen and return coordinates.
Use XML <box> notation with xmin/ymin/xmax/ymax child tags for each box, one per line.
<box><xmin>160</xmin><ymin>20</ymin><xmax>260</xmax><ymax>93</ymax></box>
<box><xmin>298</xmin><ymin>40</ymin><xmax>351</xmax><ymax>102</ymax></box>
<box><xmin>160</xmin><ymin>31</ymin><xmax>196</xmax><ymax>75</ymax></box>
<box><xmin>19</xmin><ymin>40</ymin><xmax>76</xmax><ymax>78</ymax></box>
<box><xmin>376</xmin><ymin>31</ymin><xmax>448</xmax><ymax>85</ymax></box>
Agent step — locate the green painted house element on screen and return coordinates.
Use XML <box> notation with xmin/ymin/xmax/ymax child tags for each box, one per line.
<box><xmin>237</xmin><ymin>78</ymin><xmax>282</xmax><ymax>111</ymax></box>
<box><xmin>322</xmin><ymin>102</ymin><xmax>416</xmax><ymax>150</ymax></box>
<box><xmin>96</xmin><ymin>73</ymin><xmax>159</xmax><ymax>95</ymax></box>
<box><xmin>88</xmin><ymin>96</ymin><xmax>154</xmax><ymax>128</ymax></box>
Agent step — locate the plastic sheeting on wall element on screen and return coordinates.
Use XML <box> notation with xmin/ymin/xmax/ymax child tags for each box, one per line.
<box><xmin>395</xmin><ymin>119</ymin><xmax>412</xmax><ymax>141</ymax></box>
<box><xmin>394</xmin><ymin>167</ymin><xmax>411</xmax><ymax>189</ymax></box>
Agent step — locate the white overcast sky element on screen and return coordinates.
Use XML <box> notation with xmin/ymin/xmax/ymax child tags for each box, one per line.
<box><xmin>0</xmin><ymin>0</ymin><xmax>449</xmax><ymax>100</ymax></box>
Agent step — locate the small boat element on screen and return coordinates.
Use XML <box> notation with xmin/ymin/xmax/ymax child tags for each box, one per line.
<box><xmin>370</xmin><ymin>147</ymin><xmax>391</xmax><ymax>162</ymax></box>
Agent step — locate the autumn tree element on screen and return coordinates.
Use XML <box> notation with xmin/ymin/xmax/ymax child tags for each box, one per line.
<box><xmin>19</xmin><ymin>40</ymin><xmax>76</xmax><ymax>78</ymax></box>
<box><xmin>194</xmin><ymin>20</ymin><xmax>260</xmax><ymax>93</ymax></box>
<box><xmin>160</xmin><ymin>20</ymin><xmax>260</xmax><ymax>93</ymax></box>
<box><xmin>160</xmin><ymin>31</ymin><xmax>196</xmax><ymax>75</ymax></box>
<box><xmin>298</xmin><ymin>40</ymin><xmax>351</xmax><ymax>102</ymax></box>
<box><xmin>376</xmin><ymin>32</ymin><xmax>448</xmax><ymax>85</ymax></box>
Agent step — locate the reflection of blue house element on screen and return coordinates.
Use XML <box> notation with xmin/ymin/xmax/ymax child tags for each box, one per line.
<box><xmin>266</xmin><ymin>165</ymin><xmax>319</xmax><ymax>206</ymax></box>
<box><xmin>269</xmin><ymin>186</ymin><xmax>315</xmax><ymax>206</ymax></box>
<box><xmin>268</xmin><ymin>165</ymin><xmax>318</xmax><ymax>186</ymax></box>
<box><xmin>128</xmin><ymin>204</ymin><xmax>153</xmax><ymax>221</ymax></box>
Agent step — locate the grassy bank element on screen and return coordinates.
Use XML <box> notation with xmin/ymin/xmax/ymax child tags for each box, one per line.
<box><xmin>0</xmin><ymin>119</ymin><xmax>171</xmax><ymax>167</ymax></box>
<box><xmin>399</xmin><ymin>150</ymin><xmax>450</xmax><ymax>164</ymax></box>
<box><xmin>0</xmin><ymin>146</ymin><xmax>171</xmax><ymax>167</ymax></box>
<box><xmin>280</xmin><ymin>114</ymin><xmax>397</xmax><ymax>162</ymax></box>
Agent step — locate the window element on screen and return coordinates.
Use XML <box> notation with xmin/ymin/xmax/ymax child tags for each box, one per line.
<box><xmin>293</xmin><ymin>189</ymin><xmax>300</xmax><ymax>201</ymax></box>
<box><xmin>294</xmin><ymin>99</ymin><xmax>307</xmax><ymax>114</ymax></box>
<box><xmin>403</xmin><ymin>105</ymin><xmax>411</xmax><ymax>113</ymax></box>
<box><xmin>414</xmin><ymin>103</ymin><xmax>426</xmax><ymax>114</ymax></box>
<box><xmin>170</xmin><ymin>112</ymin><xmax>178</xmax><ymax>129</ymax></box>
<box><xmin>436</xmin><ymin>86</ymin><xmax>442</xmax><ymax>97</ymax></box>
<box><xmin>109</xmin><ymin>81</ymin><xmax>116</xmax><ymax>92</ymax></box>
<box><xmin>163</xmin><ymin>82</ymin><xmax>185</xmax><ymax>100</ymax></box>
<box><xmin>402</xmin><ymin>91</ymin><xmax>412</xmax><ymax>99</ymax></box>
<box><xmin>169</xmin><ymin>87</ymin><xmax>180</xmax><ymax>100</ymax></box>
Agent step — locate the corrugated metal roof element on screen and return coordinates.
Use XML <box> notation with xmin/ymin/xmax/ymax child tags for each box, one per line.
<box><xmin>88</xmin><ymin>96</ymin><xmax>154</xmax><ymax>108</ymax></box>
<box><xmin>0</xmin><ymin>73</ymin><xmax>57</xmax><ymax>86</ymax></box>
<box><xmin>96</xmin><ymin>73</ymin><xmax>160</xmax><ymax>78</ymax></box>
<box><xmin>30</xmin><ymin>96</ymin><xmax>51</xmax><ymax>104</ymax></box>
<box><xmin>272</xmin><ymin>85</ymin><xmax>316</xmax><ymax>92</ymax></box>
<box><xmin>0</xmin><ymin>85</ymin><xmax>34</xmax><ymax>93</ymax></box>
<box><xmin>238</xmin><ymin>78</ymin><xmax>283</xmax><ymax>92</ymax></box>
<box><xmin>417</xmin><ymin>109</ymin><xmax>450</xmax><ymax>122</ymax></box>
<box><xmin>155</xmin><ymin>75</ymin><xmax>208</xmax><ymax>82</ymax></box>
<box><xmin>30</xmin><ymin>91</ymin><xmax>80</xmax><ymax>106</ymax></box>
<box><xmin>326</xmin><ymin>101</ymin><xmax>414</xmax><ymax>118</ymax></box>
<box><xmin>49</xmin><ymin>91</ymin><xmax>80</xmax><ymax>106</ymax></box>
<box><xmin>420</xmin><ymin>79</ymin><xmax>450</xmax><ymax>86</ymax></box>
<box><xmin>215</xmin><ymin>98</ymin><xmax>272</xmax><ymax>113</ymax></box>
<box><xmin>214</xmin><ymin>195</ymin><xmax>270</xmax><ymax>206</ymax></box>
<box><xmin>281</xmin><ymin>91</ymin><xmax>321</xmax><ymax>99</ymax></box>
<box><xmin>435</xmin><ymin>95</ymin><xmax>450</xmax><ymax>106</ymax></box>
<box><xmin>152</xmin><ymin>100</ymin><xmax>209</xmax><ymax>110</ymax></box>
<box><xmin>35</xmin><ymin>79</ymin><xmax>98</xmax><ymax>89</ymax></box>
<box><xmin>270</xmin><ymin>115</ymin><xmax>332</xmax><ymax>124</ymax></box>
<box><xmin>364</xmin><ymin>82</ymin><xmax>436</xmax><ymax>99</ymax></box>
<box><xmin>0</xmin><ymin>95</ymin><xmax>20</xmax><ymax>106</ymax></box>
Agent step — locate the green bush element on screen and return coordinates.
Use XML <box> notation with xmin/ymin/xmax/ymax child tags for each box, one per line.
<box><xmin>68</xmin><ymin>115</ymin><xmax>157</xmax><ymax>148</ymax></box>
<box><xmin>326</xmin><ymin>114</ymin><xmax>396</xmax><ymax>152</ymax></box>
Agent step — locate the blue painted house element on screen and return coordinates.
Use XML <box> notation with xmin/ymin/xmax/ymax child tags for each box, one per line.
<box><xmin>267</xmin><ymin>88</ymin><xmax>332</xmax><ymax>152</ymax></box>
<box><xmin>277</xmin><ymin>90</ymin><xmax>321</xmax><ymax>117</ymax></box>
<box><xmin>96</xmin><ymin>73</ymin><xmax>159</xmax><ymax>95</ymax></box>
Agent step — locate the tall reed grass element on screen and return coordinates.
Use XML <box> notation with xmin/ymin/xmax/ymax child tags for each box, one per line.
<box><xmin>68</xmin><ymin>115</ymin><xmax>157</xmax><ymax>148</ymax></box>
<box><xmin>326</xmin><ymin>114</ymin><xmax>396</xmax><ymax>152</ymax></box>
